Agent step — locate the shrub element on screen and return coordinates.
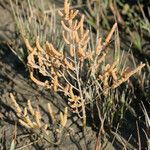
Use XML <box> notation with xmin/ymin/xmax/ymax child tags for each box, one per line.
<box><xmin>21</xmin><ymin>0</ymin><xmax>145</xmax><ymax>127</ymax></box>
<box><xmin>10</xmin><ymin>0</ymin><xmax>145</xmax><ymax>141</ymax></box>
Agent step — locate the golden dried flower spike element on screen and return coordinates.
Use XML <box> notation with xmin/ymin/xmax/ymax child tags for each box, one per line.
<box><xmin>52</xmin><ymin>75</ymin><xmax>59</xmax><ymax>92</ymax></box>
<box><xmin>24</xmin><ymin>116</ymin><xmax>34</xmax><ymax>128</ymax></box>
<box><xmin>36</xmin><ymin>36</ymin><xmax>44</xmax><ymax>53</ymax></box>
<box><xmin>30</xmin><ymin>72</ymin><xmax>50</xmax><ymax>88</ymax></box>
<box><xmin>101</xmin><ymin>23</ymin><xmax>117</xmax><ymax>51</ymax></box>
<box><xmin>23</xmin><ymin>107</ymin><xmax>27</xmax><ymax>117</ymax></box>
<box><xmin>45</xmin><ymin>41</ymin><xmax>63</xmax><ymax>58</ymax></box>
<box><xmin>47</xmin><ymin>103</ymin><xmax>56</xmax><ymax>124</ymax></box>
<box><xmin>60</xmin><ymin>107</ymin><xmax>68</xmax><ymax>127</ymax></box>
<box><xmin>58</xmin><ymin>0</ymin><xmax>79</xmax><ymax>20</ymax></box>
<box><xmin>64</xmin><ymin>0</ymin><xmax>70</xmax><ymax>17</ymax></box>
<box><xmin>96</xmin><ymin>38</ymin><xmax>102</xmax><ymax>55</ymax></box>
<box><xmin>10</xmin><ymin>93</ymin><xmax>22</xmax><ymax>114</ymax></box>
<box><xmin>19</xmin><ymin>119</ymin><xmax>31</xmax><ymax>129</ymax></box>
<box><xmin>27</xmin><ymin>99</ymin><xmax>35</xmax><ymax>116</ymax></box>
<box><xmin>112</xmin><ymin>69</ymin><xmax>118</xmax><ymax>81</ymax></box>
<box><xmin>105</xmin><ymin>23</ymin><xmax>117</xmax><ymax>43</ymax></box>
<box><xmin>112</xmin><ymin>63</ymin><xmax>145</xmax><ymax>89</ymax></box>
<box><xmin>23</xmin><ymin>37</ymin><xmax>34</xmax><ymax>52</ymax></box>
<box><xmin>69</xmin><ymin>86</ymin><xmax>75</xmax><ymax>100</ymax></box>
<box><xmin>35</xmin><ymin>110</ymin><xmax>42</xmax><ymax>128</ymax></box>
<box><xmin>64</xmin><ymin>58</ymin><xmax>75</xmax><ymax>71</ymax></box>
<box><xmin>64</xmin><ymin>84</ymin><xmax>70</xmax><ymax>96</ymax></box>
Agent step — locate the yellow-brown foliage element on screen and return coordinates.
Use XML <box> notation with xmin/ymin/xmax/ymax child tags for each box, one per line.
<box><xmin>10</xmin><ymin>93</ymin><xmax>68</xmax><ymax>144</ymax></box>
<box><xmin>10</xmin><ymin>93</ymin><xmax>68</xmax><ymax>129</ymax></box>
<box><xmin>23</xmin><ymin>0</ymin><xmax>145</xmax><ymax>126</ymax></box>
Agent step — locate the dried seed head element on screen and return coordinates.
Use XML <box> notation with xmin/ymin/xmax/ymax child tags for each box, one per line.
<box><xmin>23</xmin><ymin>37</ymin><xmax>34</xmax><ymax>52</ymax></box>
<box><xmin>19</xmin><ymin>119</ymin><xmax>31</xmax><ymax>129</ymax></box>
<box><xmin>24</xmin><ymin>116</ymin><xmax>33</xmax><ymax>128</ymax></box>
<box><xmin>112</xmin><ymin>63</ymin><xmax>145</xmax><ymax>89</ymax></box>
<box><xmin>47</xmin><ymin>103</ymin><xmax>56</xmax><ymax>124</ymax></box>
<box><xmin>10</xmin><ymin>93</ymin><xmax>22</xmax><ymax>114</ymax></box>
<box><xmin>23</xmin><ymin>107</ymin><xmax>27</xmax><ymax>117</ymax></box>
<box><xmin>105</xmin><ymin>23</ymin><xmax>117</xmax><ymax>44</ymax></box>
<box><xmin>27</xmin><ymin>100</ymin><xmax>35</xmax><ymax>116</ymax></box>
<box><xmin>35</xmin><ymin>111</ymin><xmax>42</xmax><ymax>128</ymax></box>
<box><xmin>60</xmin><ymin>107</ymin><xmax>68</xmax><ymax>127</ymax></box>
<box><xmin>64</xmin><ymin>84</ymin><xmax>70</xmax><ymax>96</ymax></box>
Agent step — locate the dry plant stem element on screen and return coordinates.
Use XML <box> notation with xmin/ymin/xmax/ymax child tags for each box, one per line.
<box><xmin>59</xmin><ymin>0</ymin><xmax>90</xmax><ymax>126</ymax></box>
<box><xmin>59</xmin><ymin>71</ymin><xmax>79</xmax><ymax>91</ymax></box>
<box><xmin>74</xmin><ymin>51</ymin><xmax>86</xmax><ymax>127</ymax></box>
<box><xmin>15</xmin><ymin>137</ymin><xmax>43</xmax><ymax>150</ymax></box>
<box><xmin>33</xmin><ymin>127</ymin><xmax>66</xmax><ymax>146</ymax></box>
<box><xmin>136</xmin><ymin>121</ymin><xmax>141</xmax><ymax>150</ymax></box>
<box><xmin>94</xmin><ymin>96</ymin><xmax>106</xmax><ymax>150</ymax></box>
<box><xmin>44</xmin><ymin>4</ymin><xmax>86</xmax><ymax>14</ymax></box>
